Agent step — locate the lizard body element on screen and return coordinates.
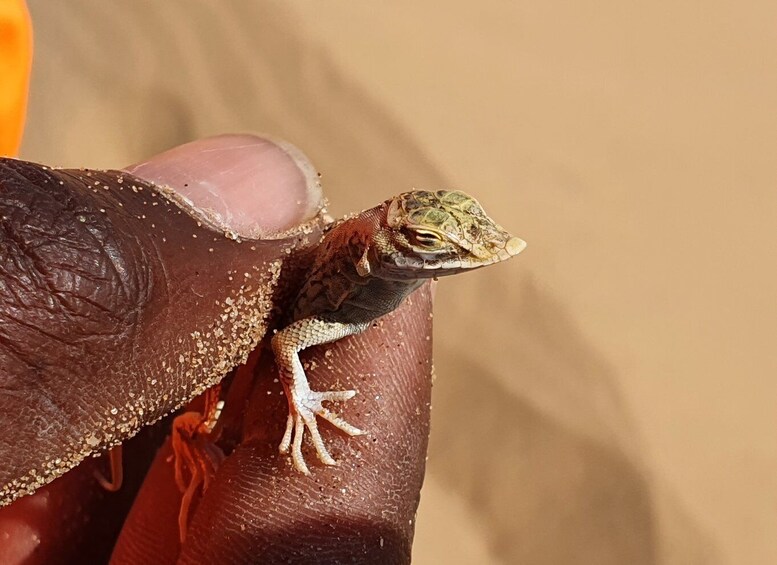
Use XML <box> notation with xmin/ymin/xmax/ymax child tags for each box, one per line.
<box><xmin>272</xmin><ymin>189</ymin><xmax>525</xmax><ymax>474</ymax></box>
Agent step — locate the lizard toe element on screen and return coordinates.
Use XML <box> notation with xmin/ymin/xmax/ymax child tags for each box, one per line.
<box><xmin>319</xmin><ymin>389</ymin><xmax>357</xmax><ymax>402</ymax></box>
<box><xmin>318</xmin><ymin>408</ymin><xmax>363</xmax><ymax>436</ymax></box>
<box><xmin>290</xmin><ymin>415</ymin><xmax>311</xmax><ymax>475</ymax></box>
<box><xmin>278</xmin><ymin>413</ymin><xmax>294</xmax><ymax>454</ymax></box>
<box><xmin>300</xmin><ymin>409</ymin><xmax>337</xmax><ymax>466</ymax></box>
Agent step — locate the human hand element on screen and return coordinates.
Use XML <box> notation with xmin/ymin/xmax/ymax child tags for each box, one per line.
<box><xmin>0</xmin><ymin>135</ymin><xmax>433</xmax><ymax>564</ymax></box>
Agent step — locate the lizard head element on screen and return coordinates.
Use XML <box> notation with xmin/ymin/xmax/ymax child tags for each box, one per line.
<box><xmin>373</xmin><ymin>190</ymin><xmax>526</xmax><ymax>278</ymax></box>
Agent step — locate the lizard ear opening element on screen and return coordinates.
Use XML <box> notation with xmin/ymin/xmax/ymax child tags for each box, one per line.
<box><xmin>386</xmin><ymin>197</ymin><xmax>403</xmax><ymax>228</ymax></box>
<box><xmin>356</xmin><ymin>247</ymin><xmax>371</xmax><ymax>276</ymax></box>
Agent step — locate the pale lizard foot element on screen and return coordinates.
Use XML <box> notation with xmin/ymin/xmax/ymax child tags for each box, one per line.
<box><xmin>279</xmin><ymin>388</ymin><xmax>364</xmax><ymax>475</ymax></box>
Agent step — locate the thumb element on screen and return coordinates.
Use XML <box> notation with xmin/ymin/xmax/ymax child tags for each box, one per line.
<box><xmin>0</xmin><ymin>135</ymin><xmax>323</xmax><ymax>563</ymax></box>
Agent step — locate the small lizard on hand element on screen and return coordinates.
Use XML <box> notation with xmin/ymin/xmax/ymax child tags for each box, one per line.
<box><xmin>272</xmin><ymin>189</ymin><xmax>525</xmax><ymax>474</ymax></box>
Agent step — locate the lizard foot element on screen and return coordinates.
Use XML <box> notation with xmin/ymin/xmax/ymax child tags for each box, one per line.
<box><xmin>169</xmin><ymin>385</ymin><xmax>224</xmax><ymax>542</ymax></box>
<box><xmin>279</xmin><ymin>388</ymin><xmax>363</xmax><ymax>475</ymax></box>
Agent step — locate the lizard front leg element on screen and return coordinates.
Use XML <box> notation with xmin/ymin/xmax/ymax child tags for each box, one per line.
<box><xmin>271</xmin><ymin>317</ymin><xmax>369</xmax><ymax>474</ymax></box>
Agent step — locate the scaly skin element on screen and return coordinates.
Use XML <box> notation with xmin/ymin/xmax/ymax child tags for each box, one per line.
<box><xmin>272</xmin><ymin>190</ymin><xmax>526</xmax><ymax>474</ymax></box>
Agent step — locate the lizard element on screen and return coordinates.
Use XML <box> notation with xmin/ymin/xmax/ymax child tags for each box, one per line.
<box><xmin>166</xmin><ymin>189</ymin><xmax>524</xmax><ymax>538</ymax></box>
<box><xmin>270</xmin><ymin>189</ymin><xmax>525</xmax><ymax>474</ymax></box>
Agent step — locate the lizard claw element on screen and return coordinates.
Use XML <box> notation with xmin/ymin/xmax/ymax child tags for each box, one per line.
<box><xmin>279</xmin><ymin>388</ymin><xmax>362</xmax><ymax>474</ymax></box>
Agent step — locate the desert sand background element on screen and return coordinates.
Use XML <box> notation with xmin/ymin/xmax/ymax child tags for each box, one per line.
<box><xmin>20</xmin><ymin>1</ymin><xmax>777</xmax><ymax>563</ymax></box>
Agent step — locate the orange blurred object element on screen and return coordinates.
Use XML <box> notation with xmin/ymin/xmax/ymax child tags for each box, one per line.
<box><xmin>0</xmin><ymin>0</ymin><xmax>32</xmax><ymax>157</ymax></box>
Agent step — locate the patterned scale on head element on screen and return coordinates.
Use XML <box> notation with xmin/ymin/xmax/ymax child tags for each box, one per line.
<box><xmin>374</xmin><ymin>189</ymin><xmax>526</xmax><ymax>276</ymax></box>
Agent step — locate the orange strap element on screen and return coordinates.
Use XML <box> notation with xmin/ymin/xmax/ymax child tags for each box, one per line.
<box><xmin>0</xmin><ymin>0</ymin><xmax>32</xmax><ymax>157</ymax></box>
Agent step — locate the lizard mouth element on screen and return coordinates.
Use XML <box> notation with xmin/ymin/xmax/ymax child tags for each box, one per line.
<box><xmin>418</xmin><ymin>235</ymin><xmax>526</xmax><ymax>271</ymax></box>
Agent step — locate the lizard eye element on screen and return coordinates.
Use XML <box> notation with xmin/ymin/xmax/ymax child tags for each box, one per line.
<box><xmin>406</xmin><ymin>228</ymin><xmax>444</xmax><ymax>248</ymax></box>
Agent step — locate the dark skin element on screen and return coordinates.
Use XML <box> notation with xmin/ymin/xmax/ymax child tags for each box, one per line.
<box><xmin>0</xmin><ymin>135</ymin><xmax>433</xmax><ymax>564</ymax></box>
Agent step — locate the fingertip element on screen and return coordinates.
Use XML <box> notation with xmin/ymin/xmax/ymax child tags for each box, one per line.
<box><xmin>125</xmin><ymin>134</ymin><xmax>323</xmax><ymax>238</ymax></box>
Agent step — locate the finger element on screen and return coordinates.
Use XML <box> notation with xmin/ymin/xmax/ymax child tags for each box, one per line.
<box><xmin>0</xmin><ymin>135</ymin><xmax>322</xmax><ymax>560</ymax></box>
<box><xmin>178</xmin><ymin>284</ymin><xmax>433</xmax><ymax>564</ymax></box>
<box><xmin>0</xmin><ymin>136</ymin><xmax>322</xmax><ymax>502</ymax></box>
